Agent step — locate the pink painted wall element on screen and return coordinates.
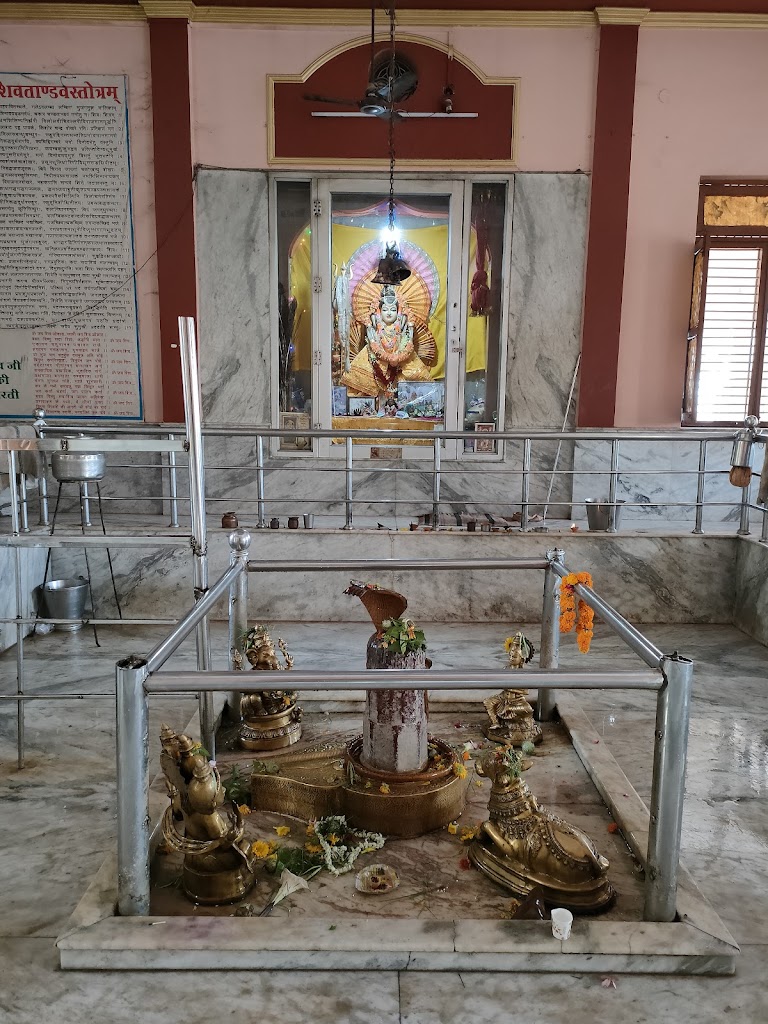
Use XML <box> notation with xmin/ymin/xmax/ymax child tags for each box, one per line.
<box><xmin>617</xmin><ymin>29</ymin><xmax>768</xmax><ymax>427</ymax></box>
<box><xmin>190</xmin><ymin>25</ymin><xmax>597</xmax><ymax>172</ymax></box>
<box><xmin>0</xmin><ymin>22</ymin><xmax>162</xmax><ymax>420</ymax></box>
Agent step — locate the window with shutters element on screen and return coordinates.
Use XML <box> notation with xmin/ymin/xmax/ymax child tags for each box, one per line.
<box><xmin>684</xmin><ymin>182</ymin><xmax>768</xmax><ymax>426</ymax></box>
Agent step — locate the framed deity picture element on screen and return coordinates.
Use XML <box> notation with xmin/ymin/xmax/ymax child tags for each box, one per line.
<box><xmin>474</xmin><ymin>422</ymin><xmax>497</xmax><ymax>454</ymax></box>
<box><xmin>348</xmin><ymin>397</ymin><xmax>377</xmax><ymax>417</ymax></box>
<box><xmin>332</xmin><ymin>386</ymin><xmax>348</xmax><ymax>417</ymax></box>
<box><xmin>396</xmin><ymin>381</ymin><xmax>445</xmax><ymax>420</ymax></box>
<box><xmin>280</xmin><ymin>411</ymin><xmax>311</xmax><ymax>450</ymax></box>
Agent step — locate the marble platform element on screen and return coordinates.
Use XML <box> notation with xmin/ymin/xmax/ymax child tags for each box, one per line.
<box><xmin>3</xmin><ymin>621</ymin><xmax>767</xmax><ymax>1018</ymax></box>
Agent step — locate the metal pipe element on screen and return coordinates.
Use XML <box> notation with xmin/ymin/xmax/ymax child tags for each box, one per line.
<box><xmin>19</xmin><ymin>472</ymin><xmax>29</xmax><ymax>533</ymax></box>
<box><xmin>146</xmin><ymin>668</ymin><xmax>663</xmax><ymax>694</ymax></box>
<box><xmin>342</xmin><ymin>435</ymin><xmax>353</xmax><ymax>530</ymax></box>
<box><xmin>33</xmin><ymin>409</ymin><xmax>50</xmax><ymax>526</ymax></box>
<box><xmin>255</xmin><ymin>435</ymin><xmax>267</xmax><ymax>528</ymax></box>
<box><xmin>608</xmin><ymin>439</ymin><xmax>620</xmax><ymax>533</ymax></box>
<box><xmin>0</xmin><ymin>692</ymin><xmax>192</xmax><ymax>701</ymax></box>
<box><xmin>178</xmin><ymin>315</ymin><xmax>215</xmax><ymax>755</ymax></box>
<box><xmin>0</xmin><ymin>617</ymin><xmax>180</xmax><ymax>626</ymax></box>
<box><xmin>762</xmin><ymin>505</ymin><xmax>768</xmax><ymax>544</ymax></box>
<box><xmin>167</xmin><ymin>433</ymin><xmax>180</xmax><ymax>528</ymax></box>
<box><xmin>432</xmin><ymin>436</ymin><xmax>441</xmax><ymax>526</ymax></box>
<box><xmin>226</xmin><ymin>528</ymin><xmax>251</xmax><ymax>721</ymax></box>
<box><xmin>115</xmin><ymin>655</ymin><xmax>150</xmax><ymax>916</ymax></box>
<box><xmin>80</xmin><ymin>481</ymin><xmax>93</xmax><ymax>528</ymax></box>
<box><xmin>3</xmin><ymin>535</ymin><xmax>191</xmax><ymax>549</ymax></box>
<box><xmin>537</xmin><ymin>547</ymin><xmax>563</xmax><ymax>721</ymax></box>
<box><xmin>692</xmin><ymin>440</ymin><xmax>707</xmax><ymax>535</ymax></box>
<box><xmin>8</xmin><ymin>449</ymin><xmax>20</xmax><ymax>536</ymax></box>
<box><xmin>143</xmin><ymin>549</ymin><xmax>244</xmax><ymax>675</ymax></box>
<box><xmin>551</xmin><ymin>561</ymin><xmax>664</xmax><ymax>669</ymax></box>
<box><xmin>14</xmin><ymin>546</ymin><xmax>24</xmax><ymax>770</ymax></box>
<box><xmin>738</xmin><ymin>481</ymin><xmax>751</xmax><ymax>536</ymax></box>
<box><xmin>247</xmin><ymin>558</ymin><xmax>551</xmax><ymax>573</ymax></box>
<box><xmin>520</xmin><ymin>438</ymin><xmax>531</xmax><ymax>531</ymax></box>
<box><xmin>644</xmin><ymin>653</ymin><xmax>693</xmax><ymax>922</ymax></box>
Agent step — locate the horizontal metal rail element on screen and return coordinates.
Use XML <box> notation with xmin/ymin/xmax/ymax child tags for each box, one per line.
<box><xmin>1</xmin><ymin>535</ymin><xmax>191</xmax><ymax>548</ymax></box>
<box><xmin>246</xmin><ymin>557</ymin><xmax>551</xmax><ymax>572</ymax></box>
<box><xmin>0</xmin><ymin>617</ymin><xmax>179</xmax><ymax>626</ymax></box>
<box><xmin>145</xmin><ymin>668</ymin><xmax>663</xmax><ymax>694</ymax></box>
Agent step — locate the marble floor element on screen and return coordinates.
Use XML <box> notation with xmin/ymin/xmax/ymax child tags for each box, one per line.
<box><xmin>1</xmin><ymin>620</ymin><xmax>767</xmax><ymax>1022</ymax></box>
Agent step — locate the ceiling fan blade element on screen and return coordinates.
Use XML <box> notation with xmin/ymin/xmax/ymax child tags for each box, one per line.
<box><xmin>303</xmin><ymin>93</ymin><xmax>364</xmax><ymax>107</ymax></box>
<box><xmin>390</xmin><ymin>70</ymin><xmax>418</xmax><ymax>103</ymax></box>
<box><xmin>373</xmin><ymin>108</ymin><xmax>405</xmax><ymax>122</ymax></box>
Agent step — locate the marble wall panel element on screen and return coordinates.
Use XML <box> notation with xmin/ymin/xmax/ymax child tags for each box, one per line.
<box><xmin>44</xmin><ymin>530</ymin><xmax>738</xmax><ymax>626</ymax></box>
<box><xmin>0</xmin><ymin>545</ymin><xmax>47</xmax><ymax>653</ymax></box>
<box><xmin>196</xmin><ymin>170</ymin><xmax>271</xmax><ymax>426</ymax></box>
<box><xmin>505</xmin><ymin>173</ymin><xmax>588</xmax><ymax>430</ymax></box>
<box><xmin>733</xmin><ymin>537</ymin><xmax>768</xmax><ymax>646</ymax></box>
<box><xmin>572</xmin><ymin>438</ymin><xmax>738</xmax><ymax>523</ymax></box>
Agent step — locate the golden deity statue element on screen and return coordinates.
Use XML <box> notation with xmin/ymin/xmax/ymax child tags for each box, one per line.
<box><xmin>470</xmin><ymin>746</ymin><xmax>615</xmax><ymax>912</ymax></box>
<box><xmin>341</xmin><ymin>283</ymin><xmax>437</xmax><ymax>399</ymax></box>
<box><xmin>159</xmin><ymin>726</ymin><xmax>256</xmax><ymax>905</ymax></box>
<box><xmin>483</xmin><ymin>632</ymin><xmax>542</xmax><ymax>746</ymax></box>
<box><xmin>233</xmin><ymin>625</ymin><xmax>302</xmax><ymax>751</ymax></box>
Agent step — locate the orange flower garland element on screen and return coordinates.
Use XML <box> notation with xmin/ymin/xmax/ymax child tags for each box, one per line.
<box><xmin>559</xmin><ymin>572</ymin><xmax>595</xmax><ymax>653</ymax></box>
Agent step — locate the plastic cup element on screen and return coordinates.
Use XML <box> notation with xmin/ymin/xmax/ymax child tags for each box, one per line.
<box><xmin>551</xmin><ymin>908</ymin><xmax>573</xmax><ymax>940</ymax></box>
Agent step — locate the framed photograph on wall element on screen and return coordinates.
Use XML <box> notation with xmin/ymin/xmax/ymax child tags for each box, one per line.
<box><xmin>474</xmin><ymin>422</ymin><xmax>497</xmax><ymax>454</ymax></box>
<box><xmin>348</xmin><ymin>397</ymin><xmax>377</xmax><ymax>417</ymax></box>
<box><xmin>280</xmin><ymin>411</ymin><xmax>311</xmax><ymax>450</ymax></box>
<box><xmin>332</xmin><ymin>386</ymin><xmax>348</xmax><ymax>417</ymax></box>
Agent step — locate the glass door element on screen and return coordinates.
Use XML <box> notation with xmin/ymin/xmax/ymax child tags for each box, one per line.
<box><xmin>315</xmin><ymin>178</ymin><xmax>465</xmax><ymax>459</ymax></box>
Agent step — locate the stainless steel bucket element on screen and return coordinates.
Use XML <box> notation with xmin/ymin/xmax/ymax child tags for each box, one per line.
<box><xmin>585</xmin><ymin>499</ymin><xmax>625</xmax><ymax>531</ymax></box>
<box><xmin>43</xmin><ymin>577</ymin><xmax>89</xmax><ymax>631</ymax></box>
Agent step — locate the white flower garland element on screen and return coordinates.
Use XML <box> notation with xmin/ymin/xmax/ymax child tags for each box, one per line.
<box><xmin>313</xmin><ymin>814</ymin><xmax>385</xmax><ymax>876</ymax></box>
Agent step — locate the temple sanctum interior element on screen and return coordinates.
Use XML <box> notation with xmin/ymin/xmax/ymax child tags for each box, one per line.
<box><xmin>2</xmin><ymin>2</ymin><xmax>768</xmax><ymax>1022</ymax></box>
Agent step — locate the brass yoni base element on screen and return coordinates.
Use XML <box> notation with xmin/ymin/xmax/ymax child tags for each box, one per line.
<box><xmin>250</xmin><ymin>736</ymin><xmax>470</xmax><ymax>837</ymax></box>
<box><xmin>181</xmin><ymin>850</ymin><xmax>257</xmax><ymax>906</ymax></box>
<box><xmin>240</xmin><ymin>706</ymin><xmax>302</xmax><ymax>752</ymax></box>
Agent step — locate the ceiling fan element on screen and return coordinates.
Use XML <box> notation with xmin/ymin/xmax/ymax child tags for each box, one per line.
<box><xmin>303</xmin><ymin>7</ymin><xmax>417</xmax><ymax>121</ymax></box>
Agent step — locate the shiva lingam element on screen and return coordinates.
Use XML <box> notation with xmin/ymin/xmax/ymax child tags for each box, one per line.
<box><xmin>159</xmin><ymin>725</ymin><xmax>256</xmax><ymax>905</ymax></box>
<box><xmin>248</xmin><ymin>584</ymin><xmax>469</xmax><ymax>837</ymax></box>
<box><xmin>483</xmin><ymin>631</ymin><xmax>543</xmax><ymax>746</ymax></box>
<box><xmin>233</xmin><ymin>625</ymin><xmax>302</xmax><ymax>751</ymax></box>
<box><xmin>470</xmin><ymin>746</ymin><xmax>614</xmax><ymax>913</ymax></box>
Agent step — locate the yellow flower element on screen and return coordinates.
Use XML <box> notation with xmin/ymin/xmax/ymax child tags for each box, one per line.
<box><xmin>364</xmin><ymin>781</ymin><xmax>372</xmax><ymax>790</ymax></box>
<box><xmin>306</xmin><ymin>822</ymin><xmax>315</xmax><ymax>836</ymax></box>
<box><xmin>447</xmin><ymin>822</ymin><xmax>458</xmax><ymax>835</ymax></box>
<box><xmin>327</xmin><ymin>833</ymin><xmax>339</xmax><ymax>845</ymax></box>
<box><xmin>504</xmin><ymin>636</ymin><xmax>515</xmax><ymax>653</ymax></box>
<box><xmin>283</xmin><ymin>695</ymin><xmax>292</xmax><ymax>707</ymax></box>
<box><xmin>274</xmin><ymin>825</ymin><xmax>291</xmax><ymax>837</ymax></box>
<box><xmin>379</xmin><ymin>783</ymin><xmax>390</xmax><ymax>794</ymax></box>
<box><xmin>453</xmin><ymin>763</ymin><xmax>468</xmax><ymax>779</ymax></box>
<box><xmin>474</xmin><ymin>779</ymin><xmax>484</xmax><ymax>788</ymax></box>
<box><xmin>305</xmin><ymin>842</ymin><xmax>322</xmax><ymax>855</ymax></box>
<box><xmin>268</xmin><ymin>840</ymin><xmax>278</xmax><ymax>853</ymax></box>
<box><xmin>460</xmin><ymin>826</ymin><xmax>478</xmax><ymax>843</ymax></box>
<box><xmin>251</xmin><ymin>840</ymin><xmax>271</xmax><ymax>859</ymax></box>
<box><xmin>237</xmin><ymin>803</ymin><xmax>251</xmax><ymax>816</ymax></box>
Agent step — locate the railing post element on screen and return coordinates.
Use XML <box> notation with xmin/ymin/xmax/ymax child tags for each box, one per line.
<box><xmin>644</xmin><ymin>652</ymin><xmax>693</xmax><ymax>922</ymax></box>
<box><xmin>167</xmin><ymin>432</ymin><xmax>180</xmax><ymax>528</ymax></box>
<box><xmin>432</xmin><ymin>435</ymin><xmax>441</xmax><ymax>527</ymax></box>
<box><xmin>342</xmin><ymin>435</ymin><xmax>354</xmax><ymax>530</ymax></box>
<box><xmin>537</xmin><ymin>547</ymin><xmax>563</xmax><ymax>722</ymax></box>
<box><xmin>692</xmin><ymin>439</ymin><xmax>707</xmax><ymax>535</ymax></box>
<box><xmin>256</xmin><ymin>434</ymin><xmax>267</xmax><ymax>528</ymax></box>
<box><xmin>520</xmin><ymin>438</ymin><xmax>531</xmax><ymax>531</ymax></box>
<box><xmin>8</xmin><ymin>450</ymin><xmax>25</xmax><ymax>768</ymax></box>
<box><xmin>116</xmin><ymin>654</ymin><xmax>150</xmax><ymax>916</ymax></box>
<box><xmin>80</xmin><ymin>480</ymin><xmax>93</xmax><ymax>528</ymax></box>
<box><xmin>608</xmin><ymin>438</ymin><xmax>620</xmax><ymax>533</ymax></box>
<box><xmin>226</xmin><ymin>528</ymin><xmax>251</xmax><ymax>722</ymax></box>
<box><xmin>33</xmin><ymin>408</ymin><xmax>50</xmax><ymax>527</ymax></box>
<box><xmin>761</xmin><ymin>502</ymin><xmax>768</xmax><ymax>544</ymax></box>
<box><xmin>178</xmin><ymin>316</ymin><xmax>215</xmax><ymax>755</ymax></box>
<box><xmin>738</xmin><ymin>481</ymin><xmax>751</xmax><ymax>536</ymax></box>
<box><xmin>19</xmin><ymin>472</ymin><xmax>29</xmax><ymax>533</ymax></box>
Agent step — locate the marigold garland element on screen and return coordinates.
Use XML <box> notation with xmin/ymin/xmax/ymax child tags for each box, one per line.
<box><xmin>559</xmin><ymin>571</ymin><xmax>595</xmax><ymax>653</ymax></box>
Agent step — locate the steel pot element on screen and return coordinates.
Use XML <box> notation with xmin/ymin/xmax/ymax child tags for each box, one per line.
<box><xmin>50</xmin><ymin>449</ymin><xmax>106</xmax><ymax>482</ymax></box>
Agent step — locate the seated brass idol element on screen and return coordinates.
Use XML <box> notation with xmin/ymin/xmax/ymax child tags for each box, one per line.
<box><xmin>470</xmin><ymin>746</ymin><xmax>615</xmax><ymax>912</ymax></box>
<box><xmin>234</xmin><ymin>625</ymin><xmax>302</xmax><ymax>751</ymax></box>
<box><xmin>483</xmin><ymin>632</ymin><xmax>542</xmax><ymax>746</ymax></box>
<box><xmin>159</xmin><ymin>725</ymin><xmax>256</xmax><ymax>905</ymax></box>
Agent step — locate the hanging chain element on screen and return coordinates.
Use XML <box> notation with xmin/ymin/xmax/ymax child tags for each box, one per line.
<box><xmin>387</xmin><ymin>6</ymin><xmax>396</xmax><ymax>234</ymax></box>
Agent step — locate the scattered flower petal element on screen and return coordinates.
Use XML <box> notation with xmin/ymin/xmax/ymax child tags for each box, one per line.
<box><xmin>274</xmin><ymin>825</ymin><xmax>291</xmax><ymax>837</ymax></box>
<box><xmin>237</xmin><ymin>804</ymin><xmax>251</xmax><ymax>816</ymax></box>
<box><xmin>447</xmin><ymin>822</ymin><xmax>458</xmax><ymax>835</ymax></box>
<box><xmin>251</xmin><ymin>840</ymin><xmax>271</xmax><ymax>859</ymax></box>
